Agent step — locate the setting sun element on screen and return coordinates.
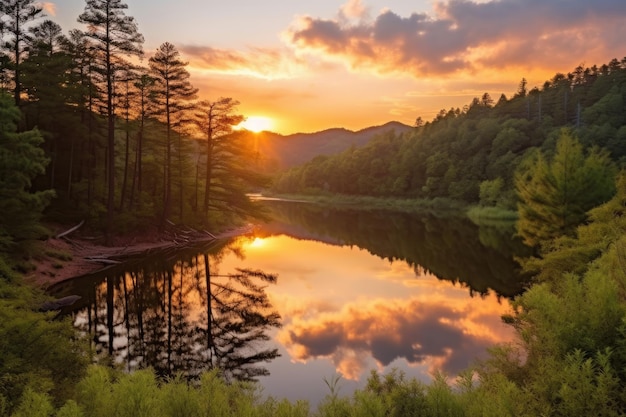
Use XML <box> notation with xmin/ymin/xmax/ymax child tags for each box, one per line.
<box><xmin>237</xmin><ymin>116</ymin><xmax>273</xmax><ymax>133</ymax></box>
<box><xmin>248</xmin><ymin>237</ymin><xmax>266</xmax><ymax>248</ymax></box>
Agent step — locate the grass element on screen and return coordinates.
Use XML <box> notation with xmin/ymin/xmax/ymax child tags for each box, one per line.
<box><xmin>261</xmin><ymin>192</ymin><xmax>467</xmax><ymax>215</ymax></box>
<box><xmin>466</xmin><ymin>205</ymin><xmax>518</xmax><ymax>225</ymax></box>
<box><xmin>44</xmin><ymin>248</ymin><xmax>73</xmax><ymax>262</ymax></box>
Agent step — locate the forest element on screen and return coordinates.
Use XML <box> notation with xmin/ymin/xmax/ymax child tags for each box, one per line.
<box><xmin>272</xmin><ymin>58</ymin><xmax>626</xmax><ymax>215</ymax></box>
<box><xmin>0</xmin><ymin>0</ymin><xmax>269</xmax><ymax>251</ymax></box>
<box><xmin>2</xmin><ymin>0</ymin><xmax>626</xmax><ymax>415</ymax></box>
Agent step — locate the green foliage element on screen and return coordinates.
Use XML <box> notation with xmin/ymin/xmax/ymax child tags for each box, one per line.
<box><xmin>55</xmin><ymin>400</ymin><xmax>84</xmax><ymax>417</ymax></box>
<box><xmin>425</xmin><ymin>373</ymin><xmax>464</xmax><ymax>417</ymax></box>
<box><xmin>521</xmin><ymin>172</ymin><xmax>626</xmax><ymax>281</ymax></box>
<box><xmin>515</xmin><ymin>130</ymin><xmax>616</xmax><ymax>246</ymax></box>
<box><xmin>75</xmin><ymin>366</ymin><xmax>114</xmax><ymax>417</ymax></box>
<box><xmin>0</xmin><ymin>291</ymin><xmax>87</xmax><ymax>413</ymax></box>
<box><xmin>364</xmin><ymin>369</ymin><xmax>429</xmax><ymax>416</ymax></box>
<box><xmin>257</xmin><ymin>398</ymin><xmax>310</xmax><ymax>417</ymax></box>
<box><xmin>0</xmin><ymin>93</ymin><xmax>54</xmax><ymax>250</ymax></box>
<box><xmin>0</xmin><ymin>259</ymin><xmax>87</xmax><ymax>414</ymax></box>
<box><xmin>158</xmin><ymin>375</ymin><xmax>203</xmax><ymax>417</ymax></box>
<box><xmin>479</xmin><ymin>177</ymin><xmax>504</xmax><ymax>206</ymax></box>
<box><xmin>466</xmin><ymin>179</ymin><xmax>626</xmax><ymax>415</ymax></box>
<box><xmin>457</xmin><ymin>369</ymin><xmax>523</xmax><ymax>417</ymax></box>
<box><xmin>273</xmin><ymin>58</ymin><xmax>626</xmax><ymax>214</ymax></box>
<box><xmin>112</xmin><ymin>369</ymin><xmax>160</xmax><ymax>417</ymax></box>
<box><xmin>10</xmin><ymin>388</ymin><xmax>54</xmax><ymax>417</ymax></box>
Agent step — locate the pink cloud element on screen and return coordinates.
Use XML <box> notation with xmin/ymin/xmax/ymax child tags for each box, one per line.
<box><xmin>41</xmin><ymin>2</ymin><xmax>56</xmax><ymax>16</ymax></box>
<box><xmin>179</xmin><ymin>44</ymin><xmax>308</xmax><ymax>80</ymax></box>
<box><xmin>278</xmin><ymin>296</ymin><xmax>512</xmax><ymax>380</ymax></box>
<box><xmin>283</xmin><ymin>0</ymin><xmax>626</xmax><ymax>77</ymax></box>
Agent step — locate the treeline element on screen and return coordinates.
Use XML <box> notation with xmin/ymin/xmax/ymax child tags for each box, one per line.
<box><xmin>273</xmin><ymin>58</ymin><xmax>626</xmax><ymax>209</ymax></box>
<box><xmin>0</xmin><ymin>0</ymin><xmax>266</xmax><ymax>242</ymax></box>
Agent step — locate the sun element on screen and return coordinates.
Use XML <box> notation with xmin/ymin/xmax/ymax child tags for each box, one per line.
<box><xmin>248</xmin><ymin>237</ymin><xmax>266</xmax><ymax>248</ymax></box>
<box><xmin>237</xmin><ymin>116</ymin><xmax>273</xmax><ymax>133</ymax></box>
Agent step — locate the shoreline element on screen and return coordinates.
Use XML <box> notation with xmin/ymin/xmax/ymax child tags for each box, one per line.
<box><xmin>27</xmin><ymin>224</ymin><xmax>255</xmax><ymax>289</ymax></box>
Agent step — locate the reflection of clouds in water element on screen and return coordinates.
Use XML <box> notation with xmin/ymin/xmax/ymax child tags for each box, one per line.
<box><xmin>277</xmin><ymin>296</ymin><xmax>512</xmax><ymax>380</ymax></box>
<box><xmin>271</xmin><ymin>297</ymin><xmax>339</xmax><ymax>325</ymax></box>
<box><xmin>370</xmin><ymin>260</ymin><xmax>454</xmax><ymax>291</ymax></box>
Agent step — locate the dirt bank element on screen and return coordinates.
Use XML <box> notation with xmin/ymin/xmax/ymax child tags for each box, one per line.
<box><xmin>26</xmin><ymin>224</ymin><xmax>254</xmax><ymax>288</ymax></box>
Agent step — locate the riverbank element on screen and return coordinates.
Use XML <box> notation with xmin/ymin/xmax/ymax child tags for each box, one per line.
<box><xmin>259</xmin><ymin>192</ymin><xmax>467</xmax><ymax>213</ymax></box>
<box><xmin>260</xmin><ymin>192</ymin><xmax>520</xmax><ymax>221</ymax></box>
<box><xmin>27</xmin><ymin>223</ymin><xmax>254</xmax><ymax>288</ymax></box>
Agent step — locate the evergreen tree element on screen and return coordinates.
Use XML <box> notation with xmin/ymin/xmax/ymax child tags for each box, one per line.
<box><xmin>515</xmin><ymin>130</ymin><xmax>616</xmax><ymax>246</ymax></box>
<box><xmin>193</xmin><ymin>98</ymin><xmax>243</xmax><ymax>225</ymax></box>
<box><xmin>61</xmin><ymin>29</ymin><xmax>104</xmax><ymax>206</ymax></box>
<box><xmin>0</xmin><ymin>0</ymin><xmax>44</xmax><ymax>107</ymax></box>
<box><xmin>20</xmin><ymin>20</ymin><xmax>72</xmax><ymax>189</ymax></box>
<box><xmin>148</xmin><ymin>42</ymin><xmax>197</xmax><ymax>225</ymax></box>
<box><xmin>129</xmin><ymin>71</ymin><xmax>156</xmax><ymax>208</ymax></box>
<box><xmin>78</xmin><ymin>0</ymin><xmax>143</xmax><ymax>243</ymax></box>
<box><xmin>0</xmin><ymin>93</ymin><xmax>54</xmax><ymax>250</ymax></box>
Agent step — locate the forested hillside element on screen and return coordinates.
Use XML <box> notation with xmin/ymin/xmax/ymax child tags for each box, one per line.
<box><xmin>254</xmin><ymin>121</ymin><xmax>412</xmax><ymax>169</ymax></box>
<box><xmin>273</xmin><ymin>59</ymin><xmax>626</xmax><ymax>209</ymax></box>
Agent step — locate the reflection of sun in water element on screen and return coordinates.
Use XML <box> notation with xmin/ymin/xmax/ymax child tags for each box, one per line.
<box><xmin>237</xmin><ymin>116</ymin><xmax>273</xmax><ymax>133</ymax></box>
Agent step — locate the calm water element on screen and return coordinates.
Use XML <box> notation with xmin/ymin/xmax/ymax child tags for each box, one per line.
<box><xmin>49</xmin><ymin>202</ymin><xmax>530</xmax><ymax>405</ymax></box>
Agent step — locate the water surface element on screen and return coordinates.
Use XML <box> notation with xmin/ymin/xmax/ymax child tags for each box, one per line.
<box><xmin>50</xmin><ymin>203</ymin><xmax>529</xmax><ymax>405</ymax></box>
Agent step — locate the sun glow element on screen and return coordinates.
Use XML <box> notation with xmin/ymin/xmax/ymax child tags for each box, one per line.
<box><xmin>249</xmin><ymin>237</ymin><xmax>266</xmax><ymax>248</ymax></box>
<box><xmin>237</xmin><ymin>116</ymin><xmax>273</xmax><ymax>133</ymax></box>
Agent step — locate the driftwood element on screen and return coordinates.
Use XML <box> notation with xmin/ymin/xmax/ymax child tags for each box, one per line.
<box><xmin>84</xmin><ymin>257</ymin><xmax>122</xmax><ymax>265</ymax></box>
<box><xmin>62</xmin><ymin>224</ymin><xmax>254</xmax><ymax>276</ymax></box>
<box><xmin>56</xmin><ymin>220</ymin><xmax>85</xmax><ymax>239</ymax></box>
<box><xmin>40</xmin><ymin>295</ymin><xmax>81</xmax><ymax>312</ymax></box>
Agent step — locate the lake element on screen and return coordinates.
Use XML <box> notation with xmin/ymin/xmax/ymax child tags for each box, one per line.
<box><xmin>48</xmin><ymin>201</ymin><xmax>530</xmax><ymax>405</ymax></box>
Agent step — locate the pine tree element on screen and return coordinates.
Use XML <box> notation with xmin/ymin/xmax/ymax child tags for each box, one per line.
<box><xmin>515</xmin><ymin>129</ymin><xmax>616</xmax><ymax>246</ymax></box>
<box><xmin>0</xmin><ymin>0</ymin><xmax>44</xmax><ymax>107</ymax></box>
<box><xmin>0</xmin><ymin>93</ymin><xmax>54</xmax><ymax>250</ymax></box>
<box><xmin>78</xmin><ymin>0</ymin><xmax>143</xmax><ymax>243</ymax></box>
<box><xmin>193</xmin><ymin>98</ymin><xmax>243</xmax><ymax>225</ymax></box>
<box><xmin>148</xmin><ymin>42</ymin><xmax>197</xmax><ymax>225</ymax></box>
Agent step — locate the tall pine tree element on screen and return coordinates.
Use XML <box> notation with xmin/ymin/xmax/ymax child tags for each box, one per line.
<box><xmin>193</xmin><ymin>98</ymin><xmax>243</xmax><ymax>226</ymax></box>
<box><xmin>78</xmin><ymin>0</ymin><xmax>143</xmax><ymax>243</ymax></box>
<box><xmin>0</xmin><ymin>0</ymin><xmax>44</xmax><ymax>107</ymax></box>
<box><xmin>148</xmin><ymin>42</ymin><xmax>197</xmax><ymax>225</ymax></box>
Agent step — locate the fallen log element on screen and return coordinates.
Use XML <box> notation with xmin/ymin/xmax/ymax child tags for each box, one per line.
<box><xmin>56</xmin><ymin>220</ymin><xmax>85</xmax><ymax>239</ymax></box>
<box><xmin>84</xmin><ymin>257</ymin><xmax>122</xmax><ymax>265</ymax></box>
<box><xmin>40</xmin><ymin>295</ymin><xmax>81</xmax><ymax>312</ymax></box>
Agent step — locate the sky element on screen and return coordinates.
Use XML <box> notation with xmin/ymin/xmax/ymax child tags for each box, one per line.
<box><xmin>44</xmin><ymin>0</ymin><xmax>626</xmax><ymax>134</ymax></box>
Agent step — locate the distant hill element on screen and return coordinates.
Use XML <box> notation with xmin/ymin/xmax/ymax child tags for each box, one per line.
<box><xmin>252</xmin><ymin>121</ymin><xmax>413</xmax><ymax>170</ymax></box>
<box><xmin>271</xmin><ymin>58</ymin><xmax>626</xmax><ymax>208</ymax></box>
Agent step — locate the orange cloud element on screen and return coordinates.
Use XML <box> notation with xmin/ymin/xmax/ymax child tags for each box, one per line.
<box><xmin>42</xmin><ymin>2</ymin><xmax>56</xmax><ymax>16</ymax></box>
<box><xmin>277</xmin><ymin>295</ymin><xmax>513</xmax><ymax>380</ymax></box>
<box><xmin>179</xmin><ymin>44</ymin><xmax>311</xmax><ymax>80</ymax></box>
<box><xmin>283</xmin><ymin>0</ymin><xmax>626</xmax><ymax>77</ymax></box>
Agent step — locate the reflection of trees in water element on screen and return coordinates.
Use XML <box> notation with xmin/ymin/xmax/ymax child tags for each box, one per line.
<box><xmin>262</xmin><ymin>202</ymin><xmax>532</xmax><ymax>297</ymax></box>
<box><xmin>53</xmin><ymin>240</ymin><xmax>281</xmax><ymax>382</ymax></box>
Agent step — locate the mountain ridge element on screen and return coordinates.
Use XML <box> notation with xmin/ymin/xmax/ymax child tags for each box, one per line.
<box><xmin>252</xmin><ymin>121</ymin><xmax>413</xmax><ymax>169</ymax></box>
